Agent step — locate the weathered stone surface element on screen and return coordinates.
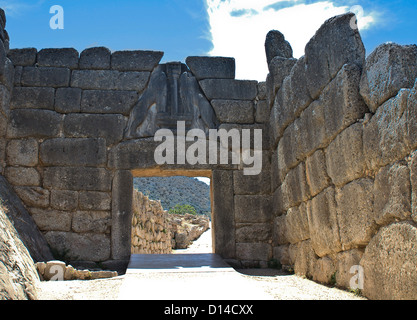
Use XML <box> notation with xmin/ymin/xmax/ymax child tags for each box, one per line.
<box><xmin>7</xmin><ymin>109</ymin><xmax>63</xmax><ymax>139</ymax></box>
<box><xmin>44</xmin><ymin>231</ymin><xmax>111</xmax><ymax>262</ymax></box>
<box><xmin>407</xmin><ymin>81</ymin><xmax>417</xmax><ymax>149</ymax></box>
<box><xmin>363</xmin><ymin>89</ymin><xmax>411</xmax><ymax>171</ymax></box>
<box><xmin>373</xmin><ymin>162</ymin><xmax>411</xmax><ymax>225</ymax></box>
<box><xmin>211</xmin><ymin>99</ymin><xmax>254</xmax><ymax>124</ymax></box>
<box><xmin>334</xmin><ymin>249</ymin><xmax>363</xmax><ymax>289</ymax></box>
<box><xmin>0</xmin><ymin>175</ymin><xmax>54</xmax><ymax>262</ymax></box>
<box><xmin>199</xmin><ymin>79</ymin><xmax>258</xmax><ymax>101</ymax></box>
<box><xmin>111</xmin><ymin>170</ymin><xmax>133</xmax><ymax>260</ymax></box>
<box><xmin>307</xmin><ymin>187</ymin><xmax>341</xmax><ymax>257</ymax></box>
<box><xmin>63</xmin><ymin>113</ymin><xmax>126</xmax><ymax>146</ymax></box>
<box><xmin>37</xmin><ymin>48</ymin><xmax>79</xmax><ymax>69</ymax></box>
<box><xmin>289</xmin><ymin>240</ymin><xmax>317</xmax><ymax>278</ymax></box>
<box><xmin>325</xmin><ymin>123</ymin><xmax>366</xmax><ymax>187</ymax></box>
<box><xmin>186</xmin><ymin>56</ymin><xmax>235</xmax><ymax>80</ymax></box>
<box><xmin>255</xmin><ymin>100</ymin><xmax>269</xmax><ymax>123</ymax></box>
<box><xmin>212</xmin><ymin>170</ymin><xmax>235</xmax><ymax>259</ymax></box>
<box><xmin>79</xmin><ymin>191</ymin><xmax>111</xmax><ymax>211</ymax></box>
<box><xmin>30</xmin><ymin>208</ymin><xmax>72</xmax><ymax>232</ymax></box>
<box><xmin>265</xmin><ymin>30</ymin><xmax>293</xmax><ymax>67</ymax></box>
<box><xmin>236</xmin><ymin>243</ymin><xmax>272</xmax><ymax>261</ymax></box>
<box><xmin>81</xmin><ymin>90</ymin><xmax>138</xmax><ymax>115</ymax></box>
<box><xmin>111</xmin><ymin>50</ymin><xmax>163</xmax><ymax>72</ymax></box>
<box><xmin>40</xmin><ymin>138</ymin><xmax>107</xmax><ymax>167</ymax></box>
<box><xmin>360</xmin><ymin>222</ymin><xmax>417</xmax><ymax>300</ymax></box>
<box><xmin>267</xmin><ymin>57</ymin><xmax>297</xmax><ymax>106</ymax></box>
<box><xmin>234</xmin><ymin>195</ymin><xmax>272</xmax><ymax>223</ymax></box>
<box><xmin>335</xmin><ymin>179</ymin><xmax>376</xmax><ymax>250</ymax></box>
<box><xmin>21</xmin><ymin>66</ymin><xmax>71</xmax><ymax>88</ymax></box>
<box><xmin>305</xmin><ymin>149</ymin><xmax>330</xmax><ymax>197</ymax></box>
<box><xmin>6</xmin><ymin>138</ymin><xmax>38</xmax><ymax>166</ymax></box>
<box><xmin>79</xmin><ymin>47</ymin><xmax>111</xmax><ymax>70</ymax></box>
<box><xmin>285</xmin><ymin>202</ymin><xmax>310</xmax><ymax>244</ymax></box>
<box><xmin>273</xmin><ymin>244</ymin><xmax>290</xmax><ymax>266</ymax></box>
<box><xmin>412</xmin><ymin>152</ymin><xmax>417</xmax><ymax>222</ymax></box>
<box><xmin>0</xmin><ymin>84</ymin><xmax>10</xmax><ymax>117</ymax></box>
<box><xmin>313</xmin><ymin>256</ymin><xmax>335</xmax><ymax>285</ymax></box>
<box><xmin>55</xmin><ymin>88</ymin><xmax>82</xmax><ymax>113</ymax></box>
<box><xmin>50</xmin><ymin>190</ymin><xmax>78</xmax><ymax>211</ymax></box>
<box><xmin>321</xmin><ymin>64</ymin><xmax>367</xmax><ymax>144</ymax></box>
<box><xmin>7</xmin><ymin>48</ymin><xmax>37</xmax><ymax>66</ymax></box>
<box><xmin>10</xmin><ymin>87</ymin><xmax>55</xmax><ymax>110</ymax></box>
<box><xmin>72</xmin><ymin>211</ymin><xmax>111</xmax><ymax>233</ymax></box>
<box><xmin>14</xmin><ymin>186</ymin><xmax>49</xmax><ymax>209</ymax></box>
<box><xmin>71</xmin><ymin>69</ymin><xmax>150</xmax><ymax>91</ymax></box>
<box><xmin>236</xmin><ymin>223</ymin><xmax>271</xmax><ymax>243</ymax></box>
<box><xmin>360</xmin><ymin>43</ymin><xmax>417</xmax><ymax>112</ymax></box>
<box><xmin>43</xmin><ymin>167</ymin><xmax>112</xmax><ymax>192</ymax></box>
<box><xmin>42</xmin><ymin>261</ymin><xmax>66</xmax><ymax>281</ymax></box>
<box><xmin>280</xmin><ymin>162</ymin><xmax>310</xmax><ymax>211</ymax></box>
<box><xmin>5</xmin><ymin>167</ymin><xmax>40</xmax><ymax>186</ymax></box>
<box><xmin>305</xmin><ymin>13</ymin><xmax>365</xmax><ymax>99</ymax></box>
<box><xmin>0</xmin><ymin>203</ymin><xmax>39</xmax><ymax>300</ymax></box>
<box><xmin>273</xmin><ymin>215</ymin><xmax>288</xmax><ymax>246</ymax></box>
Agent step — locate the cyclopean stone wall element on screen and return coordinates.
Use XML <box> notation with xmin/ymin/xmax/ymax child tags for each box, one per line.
<box><xmin>268</xmin><ymin>13</ymin><xmax>417</xmax><ymax>300</ymax></box>
<box><xmin>1</xmin><ymin>8</ymin><xmax>417</xmax><ymax>299</ymax></box>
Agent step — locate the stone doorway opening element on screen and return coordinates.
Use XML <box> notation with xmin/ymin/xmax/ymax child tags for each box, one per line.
<box><xmin>130</xmin><ymin>170</ymin><xmax>214</xmax><ymax>256</ymax></box>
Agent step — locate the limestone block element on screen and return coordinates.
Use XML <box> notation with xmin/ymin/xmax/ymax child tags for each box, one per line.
<box><xmin>321</xmin><ymin>64</ymin><xmax>367</xmax><ymax>144</ymax></box>
<box><xmin>276</xmin><ymin>122</ymin><xmax>297</xmax><ymax>182</ymax></box>
<box><xmin>360</xmin><ymin>222</ymin><xmax>417</xmax><ymax>300</ymax></box>
<box><xmin>273</xmin><ymin>215</ymin><xmax>288</xmax><ymax>246</ymax></box>
<box><xmin>199</xmin><ymin>79</ymin><xmax>258</xmax><ymax>101</ymax></box>
<box><xmin>40</xmin><ymin>138</ymin><xmax>107</xmax><ymax>167</ymax></box>
<box><xmin>325</xmin><ymin>123</ymin><xmax>366</xmax><ymax>187</ymax></box>
<box><xmin>236</xmin><ymin>223</ymin><xmax>271</xmax><ymax>243</ymax></box>
<box><xmin>307</xmin><ymin>187</ymin><xmax>341</xmax><ymax>257</ymax></box>
<box><xmin>7</xmin><ymin>48</ymin><xmax>37</xmax><ymax>66</ymax></box>
<box><xmin>305</xmin><ymin>13</ymin><xmax>365</xmax><ymax>100</ymax></box>
<box><xmin>285</xmin><ymin>202</ymin><xmax>310</xmax><ymax>244</ymax></box>
<box><xmin>81</xmin><ymin>90</ymin><xmax>138</xmax><ymax>115</ymax></box>
<box><xmin>234</xmin><ymin>195</ymin><xmax>272</xmax><ymax>223</ymax></box>
<box><xmin>50</xmin><ymin>190</ymin><xmax>78</xmax><ymax>211</ymax></box>
<box><xmin>363</xmin><ymin>89</ymin><xmax>411</xmax><ymax>171</ymax></box>
<box><xmin>13</xmin><ymin>66</ymin><xmax>22</xmax><ymax>87</ymax></box>
<box><xmin>5</xmin><ymin>167</ymin><xmax>40</xmax><ymax>186</ymax></box>
<box><xmin>72</xmin><ymin>211</ymin><xmax>111</xmax><ymax>233</ymax></box>
<box><xmin>7</xmin><ymin>109</ymin><xmax>63</xmax><ymax>139</ymax></box>
<box><xmin>79</xmin><ymin>47</ymin><xmax>111</xmax><ymax>70</ymax></box>
<box><xmin>212</xmin><ymin>170</ymin><xmax>235</xmax><ymax>258</ymax></box>
<box><xmin>37</xmin><ymin>48</ymin><xmax>79</xmax><ymax>69</ymax></box>
<box><xmin>257</xmin><ymin>82</ymin><xmax>267</xmax><ymax>100</ymax></box>
<box><xmin>335</xmin><ymin>179</ymin><xmax>376</xmax><ymax>250</ymax></box>
<box><xmin>6</xmin><ymin>138</ymin><xmax>38</xmax><ymax>166</ymax></box>
<box><xmin>71</xmin><ymin>69</ymin><xmax>150</xmax><ymax>91</ymax></box>
<box><xmin>44</xmin><ymin>231</ymin><xmax>111</xmax><ymax>262</ymax></box>
<box><xmin>290</xmin><ymin>240</ymin><xmax>317</xmax><ymax>278</ymax></box>
<box><xmin>273</xmin><ymin>245</ymin><xmax>290</xmax><ymax>266</ymax></box>
<box><xmin>334</xmin><ymin>249</ymin><xmax>363</xmax><ymax>290</ymax></box>
<box><xmin>111</xmin><ymin>170</ymin><xmax>133</xmax><ymax>260</ymax></box>
<box><xmin>0</xmin><ymin>84</ymin><xmax>10</xmax><ymax>117</ymax></box>
<box><xmin>21</xmin><ymin>66</ymin><xmax>71</xmax><ymax>88</ymax></box>
<box><xmin>255</xmin><ymin>100</ymin><xmax>269</xmax><ymax>123</ymax></box>
<box><xmin>373</xmin><ymin>162</ymin><xmax>411</xmax><ymax>225</ymax></box>
<box><xmin>63</xmin><ymin>113</ymin><xmax>126</xmax><ymax>146</ymax></box>
<box><xmin>265</xmin><ymin>30</ymin><xmax>293</xmax><ymax>66</ymax></box>
<box><xmin>14</xmin><ymin>186</ymin><xmax>49</xmax><ymax>209</ymax></box>
<box><xmin>313</xmin><ymin>256</ymin><xmax>336</xmax><ymax>285</ymax></box>
<box><xmin>43</xmin><ymin>167</ymin><xmax>112</xmax><ymax>192</ymax></box>
<box><xmin>43</xmin><ymin>261</ymin><xmax>66</xmax><ymax>281</ymax></box>
<box><xmin>280</xmin><ymin>162</ymin><xmax>310</xmax><ymax>210</ymax></box>
<box><xmin>211</xmin><ymin>99</ymin><xmax>254</xmax><ymax>124</ymax></box>
<box><xmin>305</xmin><ymin>149</ymin><xmax>330</xmax><ymax>197</ymax></box>
<box><xmin>186</xmin><ymin>56</ymin><xmax>235</xmax><ymax>80</ymax></box>
<box><xmin>10</xmin><ymin>87</ymin><xmax>55</xmax><ymax>110</ymax></box>
<box><xmin>406</xmin><ymin>80</ymin><xmax>417</xmax><ymax>150</ymax></box>
<box><xmin>236</xmin><ymin>243</ymin><xmax>272</xmax><ymax>261</ymax></box>
<box><xmin>30</xmin><ymin>208</ymin><xmax>72</xmax><ymax>232</ymax></box>
<box><xmin>79</xmin><ymin>191</ymin><xmax>111</xmax><ymax>211</ymax></box>
<box><xmin>111</xmin><ymin>50</ymin><xmax>163</xmax><ymax>72</ymax></box>
<box><xmin>55</xmin><ymin>88</ymin><xmax>82</xmax><ymax>113</ymax></box>
<box><xmin>360</xmin><ymin>43</ymin><xmax>417</xmax><ymax>112</ymax></box>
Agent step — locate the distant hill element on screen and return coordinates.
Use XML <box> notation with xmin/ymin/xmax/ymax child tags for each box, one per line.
<box><xmin>133</xmin><ymin>176</ymin><xmax>211</xmax><ymax>217</ymax></box>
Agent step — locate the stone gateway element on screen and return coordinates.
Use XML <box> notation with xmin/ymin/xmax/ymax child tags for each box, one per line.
<box><xmin>0</xmin><ymin>10</ymin><xmax>416</xmax><ymax>300</ymax></box>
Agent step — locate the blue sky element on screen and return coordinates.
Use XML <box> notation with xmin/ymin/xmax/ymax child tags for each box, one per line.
<box><xmin>2</xmin><ymin>0</ymin><xmax>416</xmax><ymax>81</ymax></box>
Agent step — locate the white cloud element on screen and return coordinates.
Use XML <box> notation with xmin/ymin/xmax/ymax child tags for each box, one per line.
<box><xmin>205</xmin><ymin>0</ymin><xmax>375</xmax><ymax>81</ymax></box>
<box><xmin>0</xmin><ymin>0</ymin><xmax>44</xmax><ymax>17</ymax></box>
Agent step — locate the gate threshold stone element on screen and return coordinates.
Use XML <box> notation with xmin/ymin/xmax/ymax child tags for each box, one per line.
<box><xmin>126</xmin><ymin>254</ymin><xmax>233</xmax><ymax>273</ymax></box>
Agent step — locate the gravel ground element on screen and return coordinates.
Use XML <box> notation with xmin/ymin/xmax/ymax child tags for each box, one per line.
<box><xmin>36</xmin><ymin>228</ymin><xmax>365</xmax><ymax>300</ymax></box>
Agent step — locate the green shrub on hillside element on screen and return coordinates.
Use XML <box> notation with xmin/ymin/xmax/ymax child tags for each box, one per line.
<box><xmin>169</xmin><ymin>204</ymin><xmax>197</xmax><ymax>215</ymax></box>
